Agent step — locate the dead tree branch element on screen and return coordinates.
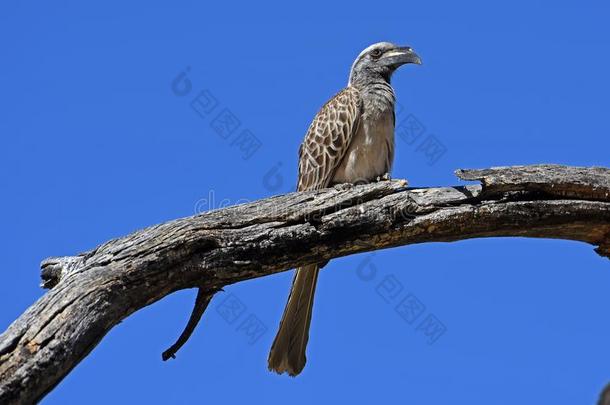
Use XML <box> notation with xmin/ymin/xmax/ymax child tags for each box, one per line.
<box><xmin>0</xmin><ymin>164</ymin><xmax>608</xmax><ymax>404</ymax></box>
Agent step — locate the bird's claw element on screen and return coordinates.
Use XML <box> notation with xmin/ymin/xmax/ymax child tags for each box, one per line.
<box><xmin>376</xmin><ymin>173</ymin><xmax>391</xmax><ymax>182</ymax></box>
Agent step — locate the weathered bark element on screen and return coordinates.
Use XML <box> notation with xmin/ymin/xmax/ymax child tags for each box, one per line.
<box><xmin>0</xmin><ymin>164</ymin><xmax>608</xmax><ymax>404</ymax></box>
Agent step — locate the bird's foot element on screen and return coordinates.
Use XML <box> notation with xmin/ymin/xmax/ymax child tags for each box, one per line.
<box><xmin>376</xmin><ymin>173</ymin><xmax>392</xmax><ymax>182</ymax></box>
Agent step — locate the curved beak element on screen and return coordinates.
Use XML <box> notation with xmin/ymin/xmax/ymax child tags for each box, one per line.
<box><xmin>382</xmin><ymin>46</ymin><xmax>422</xmax><ymax>67</ymax></box>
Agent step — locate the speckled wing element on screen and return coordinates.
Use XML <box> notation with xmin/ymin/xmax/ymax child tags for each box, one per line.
<box><xmin>297</xmin><ymin>87</ymin><xmax>362</xmax><ymax>191</ymax></box>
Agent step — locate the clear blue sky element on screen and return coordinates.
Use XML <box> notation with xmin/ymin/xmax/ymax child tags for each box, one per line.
<box><xmin>1</xmin><ymin>1</ymin><xmax>609</xmax><ymax>404</ymax></box>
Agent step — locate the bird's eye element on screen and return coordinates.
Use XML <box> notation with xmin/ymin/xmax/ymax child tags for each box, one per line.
<box><xmin>370</xmin><ymin>49</ymin><xmax>382</xmax><ymax>58</ymax></box>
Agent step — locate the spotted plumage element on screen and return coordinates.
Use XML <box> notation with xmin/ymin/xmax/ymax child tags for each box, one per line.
<box><xmin>297</xmin><ymin>87</ymin><xmax>362</xmax><ymax>191</ymax></box>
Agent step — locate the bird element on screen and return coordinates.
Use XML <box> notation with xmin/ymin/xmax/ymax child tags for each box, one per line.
<box><xmin>267</xmin><ymin>42</ymin><xmax>422</xmax><ymax>376</ymax></box>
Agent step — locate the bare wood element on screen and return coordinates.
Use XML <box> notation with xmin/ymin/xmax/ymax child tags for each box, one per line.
<box><xmin>161</xmin><ymin>287</ymin><xmax>216</xmax><ymax>361</ymax></box>
<box><xmin>0</xmin><ymin>164</ymin><xmax>608</xmax><ymax>404</ymax></box>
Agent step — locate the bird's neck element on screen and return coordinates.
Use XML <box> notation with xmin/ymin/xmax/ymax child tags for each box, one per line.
<box><xmin>351</xmin><ymin>78</ymin><xmax>396</xmax><ymax>116</ymax></box>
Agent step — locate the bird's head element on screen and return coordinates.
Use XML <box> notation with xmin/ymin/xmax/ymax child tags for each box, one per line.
<box><xmin>348</xmin><ymin>42</ymin><xmax>421</xmax><ymax>86</ymax></box>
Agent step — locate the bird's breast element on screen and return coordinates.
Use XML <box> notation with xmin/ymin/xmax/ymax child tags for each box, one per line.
<box><xmin>331</xmin><ymin>110</ymin><xmax>395</xmax><ymax>184</ymax></box>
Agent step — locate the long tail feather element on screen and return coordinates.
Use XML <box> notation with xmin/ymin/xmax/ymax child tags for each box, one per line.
<box><xmin>268</xmin><ymin>265</ymin><xmax>320</xmax><ymax>376</ymax></box>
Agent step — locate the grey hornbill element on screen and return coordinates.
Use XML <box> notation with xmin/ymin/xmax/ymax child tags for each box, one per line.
<box><xmin>268</xmin><ymin>42</ymin><xmax>422</xmax><ymax>376</ymax></box>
